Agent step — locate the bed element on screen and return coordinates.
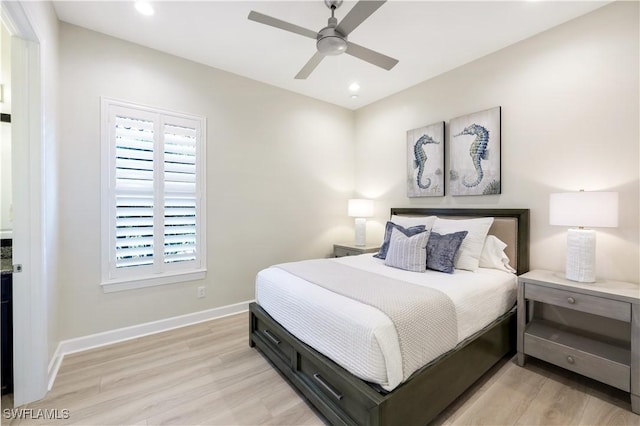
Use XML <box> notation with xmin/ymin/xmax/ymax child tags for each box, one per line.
<box><xmin>249</xmin><ymin>208</ymin><xmax>530</xmax><ymax>426</ymax></box>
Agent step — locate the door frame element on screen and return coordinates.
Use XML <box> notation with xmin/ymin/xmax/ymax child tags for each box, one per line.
<box><xmin>1</xmin><ymin>2</ymin><xmax>48</xmax><ymax>406</ymax></box>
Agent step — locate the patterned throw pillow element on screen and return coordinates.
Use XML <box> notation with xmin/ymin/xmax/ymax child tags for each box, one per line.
<box><xmin>384</xmin><ymin>228</ymin><xmax>430</xmax><ymax>272</ymax></box>
<box><xmin>426</xmin><ymin>231</ymin><xmax>469</xmax><ymax>274</ymax></box>
<box><xmin>374</xmin><ymin>221</ymin><xmax>427</xmax><ymax>260</ymax></box>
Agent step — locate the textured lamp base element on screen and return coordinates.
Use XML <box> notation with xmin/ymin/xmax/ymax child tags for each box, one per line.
<box><xmin>566</xmin><ymin>228</ymin><xmax>596</xmax><ymax>283</ymax></box>
<box><xmin>354</xmin><ymin>218</ymin><xmax>367</xmax><ymax>247</ymax></box>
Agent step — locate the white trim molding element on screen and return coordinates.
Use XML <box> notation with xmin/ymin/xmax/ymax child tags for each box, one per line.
<box><xmin>1</xmin><ymin>2</ymin><xmax>38</xmax><ymax>41</ymax></box>
<box><xmin>100</xmin><ymin>97</ymin><xmax>207</xmax><ymax>292</ymax></box>
<box><xmin>48</xmin><ymin>300</ymin><xmax>253</xmax><ymax>390</ymax></box>
<box><xmin>5</xmin><ymin>2</ymin><xmax>49</xmax><ymax>406</ymax></box>
<box><xmin>47</xmin><ymin>345</ymin><xmax>64</xmax><ymax>391</ymax></box>
<box><xmin>101</xmin><ymin>269</ymin><xmax>206</xmax><ymax>293</ymax></box>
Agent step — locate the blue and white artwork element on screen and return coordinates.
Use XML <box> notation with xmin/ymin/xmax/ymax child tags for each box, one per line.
<box><xmin>449</xmin><ymin>107</ymin><xmax>501</xmax><ymax>196</ymax></box>
<box><xmin>407</xmin><ymin>121</ymin><xmax>445</xmax><ymax>197</ymax></box>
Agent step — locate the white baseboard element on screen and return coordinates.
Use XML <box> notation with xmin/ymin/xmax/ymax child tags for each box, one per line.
<box><xmin>47</xmin><ymin>345</ymin><xmax>64</xmax><ymax>391</ymax></box>
<box><xmin>47</xmin><ymin>300</ymin><xmax>253</xmax><ymax>390</ymax></box>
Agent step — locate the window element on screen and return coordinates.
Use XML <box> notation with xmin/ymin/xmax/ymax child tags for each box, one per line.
<box><xmin>101</xmin><ymin>98</ymin><xmax>206</xmax><ymax>292</ymax></box>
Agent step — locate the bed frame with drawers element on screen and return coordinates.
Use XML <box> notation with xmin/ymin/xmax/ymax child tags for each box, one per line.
<box><xmin>249</xmin><ymin>208</ymin><xmax>530</xmax><ymax>426</ymax></box>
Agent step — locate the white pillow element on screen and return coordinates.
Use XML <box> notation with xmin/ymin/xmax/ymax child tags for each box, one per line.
<box><xmin>384</xmin><ymin>228</ymin><xmax>430</xmax><ymax>273</ymax></box>
<box><xmin>431</xmin><ymin>217</ymin><xmax>494</xmax><ymax>272</ymax></box>
<box><xmin>390</xmin><ymin>215</ymin><xmax>437</xmax><ymax>231</ymax></box>
<box><xmin>479</xmin><ymin>235</ymin><xmax>516</xmax><ymax>273</ymax></box>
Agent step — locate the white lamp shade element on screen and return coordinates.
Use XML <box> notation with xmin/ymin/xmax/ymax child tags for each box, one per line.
<box><xmin>549</xmin><ymin>191</ymin><xmax>618</xmax><ymax>228</ymax></box>
<box><xmin>348</xmin><ymin>199</ymin><xmax>373</xmax><ymax>218</ymax></box>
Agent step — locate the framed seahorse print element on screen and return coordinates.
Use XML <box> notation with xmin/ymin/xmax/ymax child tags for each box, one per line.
<box><xmin>449</xmin><ymin>107</ymin><xmax>501</xmax><ymax>196</ymax></box>
<box><xmin>407</xmin><ymin>121</ymin><xmax>445</xmax><ymax>197</ymax></box>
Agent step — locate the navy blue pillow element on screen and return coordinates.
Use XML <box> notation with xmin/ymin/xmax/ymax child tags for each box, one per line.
<box><xmin>374</xmin><ymin>221</ymin><xmax>427</xmax><ymax>259</ymax></box>
<box><xmin>426</xmin><ymin>231</ymin><xmax>468</xmax><ymax>273</ymax></box>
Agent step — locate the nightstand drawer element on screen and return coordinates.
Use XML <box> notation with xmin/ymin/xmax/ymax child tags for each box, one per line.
<box><xmin>524</xmin><ymin>331</ymin><xmax>630</xmax><ymax>391</ymax></box>
<box><xmin>524</xmin><ymin>284</ymin><xmax>631</xmax><ymax>322</ymax></box>
<box><xmin>334</xmin><ymin>247</ymin><xmax>356</xmax><ymax>257</ymax></box>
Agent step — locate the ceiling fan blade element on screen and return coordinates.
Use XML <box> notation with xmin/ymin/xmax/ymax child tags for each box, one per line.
<box><xmin>248</xmin><ymin>11</ymin><xmax>317</xmax><ymax>39</ymax></box>
<box><xmin>336</xmin><ymin>0</ymin><xmax>386</xmax><ymax>36</ymax></box>
<box><xmin>295</xmin><ymin>52</ymin><xmax>325</xmax><ymax>79</ymax></box>
<box><xmin>346</xmin><ymin>41</ymin><xmax>398</xmax><ymax>70</ymax></box>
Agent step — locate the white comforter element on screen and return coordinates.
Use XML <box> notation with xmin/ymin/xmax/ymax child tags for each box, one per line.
<box><xmin>255</xmin><ymin>254</ymin><xmax>516</xmax><ymax>391</ymax></box>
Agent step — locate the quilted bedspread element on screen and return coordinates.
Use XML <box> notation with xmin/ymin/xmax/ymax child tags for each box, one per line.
<box><xmin>276</xmin><ymin>259</ymin><xmax>458</xmax><ymax>382</ymax></box>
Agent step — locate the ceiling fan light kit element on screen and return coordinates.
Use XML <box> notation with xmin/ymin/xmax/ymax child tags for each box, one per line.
<box><xmin>248</xmin><ymin>0</ymin><xmax>398</xmax><ymax>79</ymax></box>
<box><xmin>317</xmin><ymin>30</ymin><xmax>348</xmax><ymax>56</ymax></box>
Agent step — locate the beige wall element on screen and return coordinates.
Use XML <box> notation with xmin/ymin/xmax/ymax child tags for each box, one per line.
<box><xmin>354</xmin><ymin>2</ymin><xmax>639</xmax><ymax>283</ymax></box>
<box><xmin>57</xmin><ymin>1</ymin><xmax>638</xmax><ymax>341</ymax></box>
<box><xmin>57</xmin><ymin>24</ymin><xmax>355</xmax><ymax>340</ymax></box>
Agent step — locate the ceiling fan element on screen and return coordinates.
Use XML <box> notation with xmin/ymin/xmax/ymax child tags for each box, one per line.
<box><xmin>248</xmin><ymin>0</ymin><xmax>399</xmax><ymax>79</ymax></box>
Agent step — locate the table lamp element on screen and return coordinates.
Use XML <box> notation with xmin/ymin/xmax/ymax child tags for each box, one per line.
<box><xmin>348</xmin><ymin>199</ymin><xmax>373</xmax><ymax>247</ymax></box>
<box><xmin>549</xmin><ymin>191</ymin><xmax>618</xmax><ymax>283</ymax></box>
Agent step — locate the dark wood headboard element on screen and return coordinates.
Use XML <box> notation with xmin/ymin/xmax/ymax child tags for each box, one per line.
<box><xmin>390</xmin><ymin>208</ymin><xmax>530</xmax><ymax>275</ymax></box>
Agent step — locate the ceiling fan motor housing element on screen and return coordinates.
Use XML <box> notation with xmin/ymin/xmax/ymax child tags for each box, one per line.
<box><xmin>317</xmin><ymin>18</ymin><xmax>347</xmax><ymax>56</ymax></box>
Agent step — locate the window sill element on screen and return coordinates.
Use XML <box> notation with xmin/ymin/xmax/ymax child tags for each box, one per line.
<box><xmin>101</xmin><ymin>269</ymin><xmax>206</xmax><ymax>293</ymax></box>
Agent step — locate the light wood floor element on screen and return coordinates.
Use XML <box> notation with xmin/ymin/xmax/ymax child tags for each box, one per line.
<box><xmin>2</xmin><ymin>312</ymin><xmax>638</xmax><ymax>425</ymax></box>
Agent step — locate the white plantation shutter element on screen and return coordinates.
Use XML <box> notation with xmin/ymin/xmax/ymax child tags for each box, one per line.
<box><xmin>102</xmin><ymin>99</ymin><xmax>206</xmax><ymax>290</ymax></box>
<box><xmin>114</xmin><ymin>115</ymin><xmax>156</xmax><ymax>269</ymax></box>
<box><xmin>163</xmin><ymin>123</ymin><xmax>198</xmax><ymax>264</ymax></box>
<box><xmin>115</xmin><ymin>196</ymin><xmax>155</xmax><ymax>267</ymax></box>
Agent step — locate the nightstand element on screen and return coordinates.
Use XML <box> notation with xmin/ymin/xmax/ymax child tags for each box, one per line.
<box><xmin>333</xmin><ymin>243</ymin><xmax>380</xmax><ymax>258</ymax></box>
<box><xmin>517</xmin><ymin>269</ymin><xmax>639</xmax><ymax>414</ymax></box>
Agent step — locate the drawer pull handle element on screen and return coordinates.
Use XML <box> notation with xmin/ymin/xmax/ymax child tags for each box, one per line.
<box><xmin>262</xmin><ymin>329</ymin><xmax>281</xmax><ymax>345</ymax></box>
<box><xmin>566</xmin><ymin>355</ymin><xmax>575</xmax><ymax>364</ymax></box>
<box><xmin>313</xmin><ymin>373</ymin><xmax>344</xmax><ymax>401</ymax></box>
<box><xmin>567</xmin><ymin>297</ymin><xmax>576</xmax><ymax>304</ymax></box>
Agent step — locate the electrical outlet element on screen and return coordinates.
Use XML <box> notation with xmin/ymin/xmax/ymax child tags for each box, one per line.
<box><xmin>197</xmin><ymin>286</ymin><xmax>206</xmax><ymax>298</ymax></box>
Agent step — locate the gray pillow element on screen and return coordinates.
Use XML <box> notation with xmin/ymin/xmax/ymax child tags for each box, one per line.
<box><xmin>426</xmin><ymin>231</ymin><xmax>468</xmax><ymax>274</ymax></box>
<box><xmin>374</xmin><ymin>221</ymin><xmax>427</xmax><ymax>260</ymax></box>
<box><xmin>384</xmin><ymin>228</ymin><xmax>430</xmax><ymax>272</ymax></box>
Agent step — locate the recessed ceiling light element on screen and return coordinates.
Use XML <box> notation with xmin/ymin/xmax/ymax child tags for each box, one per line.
<box><xmin>135</xmin><ymin>1</ymin><xmax>154</xmax><ymax>16</ymax></box>
<box><xmin>351</xmin><ymin>94</ymin><xmax>358</xmax><ymax>99</ymax></box>
<box><xmin>349</xmin><ymin>83</ymin><xmax>360</xmax><ymax>92</ymax></box>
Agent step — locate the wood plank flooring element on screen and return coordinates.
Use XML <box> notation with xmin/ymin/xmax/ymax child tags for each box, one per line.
<box><xmin>2</xmin><ymin>312</ymin><xmax>638</xmax><ymax>425</ymax></box>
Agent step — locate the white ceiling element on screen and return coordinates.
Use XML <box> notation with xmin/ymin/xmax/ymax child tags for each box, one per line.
<box><xmin>52</xmin><ymin>1</ymin><xmax>608</xmax><ymax>110</ymax></box>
